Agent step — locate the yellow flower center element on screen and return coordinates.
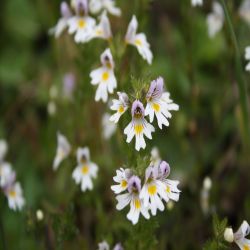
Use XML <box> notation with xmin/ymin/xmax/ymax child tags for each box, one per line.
<box><xmin>78</xmin><ymin>19</ymin><xmax>86</xmax><ymax>28</ymax></box>
<box><xmin>134</xmin><ymin>199</ymin><xmax>141</xmax><ymax>210</ymax></box>
<box><xmin>134</xmin><ymin>124</ymin><xmax>143</xmax><ymax>135</ymax></box>
<box><xmin>166</xmin><ymin>186</ymin><xmax>171</xmax><ymax>193</ymax></box>
<box><xmin>118</xmin><ymin>106</ymin><xmax>124</xmax><ymax>113</ymax></box>
<box><xmin>121</xmin><ymin>180</ymin><xmax>127</xmax><ymax>188</ymax></box>
<box><xmin>152</xmin><ymin>103</ymin><xmax>160</xmax><ymax>112</ymax></box>
<box><xmin>148</xmin><ymin>185</ymin><xmax>157</xmax><ymax>195</ymax></box>
<box><xmin>135</xmin><ymin>39</ymin><xmax>142</xmax><ymax>46</ymax></box>
<box><xmin>243</xmin><ymin>245</ymin><xmax>250</xmax><ymax>250</ymax></box>
<box><xmin>81</xmin><ymin>165</ymin><xmax>89</xmax><ymax>175</ymax></box>
<box><xmin>96</xmin><ymin>29</ymin><xmax>103</xmax><ymax>35</ymax></box>
<box><xmin>9</xmin><ymin>190</ymin><xmax>16</xmax><ymax>198</ymax></box>
<box><xmin>102</xmin><ymin>72</ymin><xmax>109</xmax><ymax>81</ymax></box>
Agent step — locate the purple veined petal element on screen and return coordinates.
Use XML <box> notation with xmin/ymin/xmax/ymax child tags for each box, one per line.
<box><xmin>146</xmin><ymin>77</ymin><xmax>164</xmax><ymax>101</ymax></box>
<box><xmin>159</xmin><ymin>161</ymin><xmax>171</xmax><ymax>178</ymax></box>
<box><xmin>127</xmin><ymin>175</ymin><xmax>141</xmax><ymax>193</ymax></box>
<box><xmin>60</xmin><ymin>2</ymin><xmax>72</xmax><ymax>19</ymax></box>
<box><xmin>76</xmin><ymin>0</ymin><xmax>88</xmax><ymax>15</ymax></box>
<box><xmin>131</xmin><ymin>100</ymin><xmax>145</xmax><ymax>117</ymax></box>
<box><xmin>100</xmin><ymin>48</ymin><xmax>114</xmax><ymax>69</ymax></box>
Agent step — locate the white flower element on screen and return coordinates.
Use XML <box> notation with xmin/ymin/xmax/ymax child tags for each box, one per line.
<box><xmin>67</xmin><ymin>0</ymin><xmax>96</xmax><ymax>43</ymax></box>
<box><xmin>50</xmin><ymin>2</ymin><xmax>72</xmax><ymax>38</ymax></box>
<box><xmin>92</xmin><ymin>11</ymin><xmax>112</xmax><ymax>40</ymax></box>
<box><xmin>115</xmin><ymin>176</ymin><xmax>150</xmax><ymax>225</ymax></box>
<box><xmin>72</xmin><ymin>147</ymin><xmax>98</xmax><ymax>192</ymax></box>
<box><xmin>203</xmin><ymin>176</ymin><xmax>212</xmax><ymax>190</ymax></box>
<box><xmin>224</xmin><ymin>228</ymin><xmax>234</xmax><ymax>243</ymax></box>
<box><xmin>239</xmin><ymin>0</ymin><xmax>250</xmax><ymax>24</ymax></box>
<box><xmin>161</xmin><ymin>179</ymin><xmax>181</xmax><ymax>203</ymax></box>
<box><xmin>0</xmin><ymin>162</ymin><xmax>15</xmax><ymax>188</ymax></box>
<box><xmin>47</xmin><ymin>101</ymin><xmax>57</xmax><ymax>116</ymax></box>
<box><xmin>125</xmin><ymin>15</ymin><xmax>153</xmax><ymax>64</ymax></box>
<box><xmin>191</xmin><ymin>0</ymin><xmax>203</xmax><ymax>6</ymax></box>
<box><xmin>36</xmin><ymin>209</ymin><xmax>44</xmax><ymax>221</ymax></box>
<box><xmin>6</xmin><ymin>182</ymin><xmax>25</xmax><ymax>211</ymax></box>
<box><xmin>150</xmin><ymin>147</ymin><xmax>161</xmax><ymax>168</ymax></box>
<box><xmin>53</xmin><ymin>132</ymin><xmax>71</xmax><ymax>170</ymax></box>
<box><xmin>110</xmin><ymin>92</ymin><xmax>129</xmax><ymax>123</ymax></box>
<box><xmin>145</xmin><ymin>77</ymin><xmax>179</xmax><ymax>129</ymax></box>
<box><xmin>245</xmin><ymin>46</ymin><xmax>250</xmax><ymax>71</ymax></box>
<box><xmin>102</xmin><ymin>113</ymin><xmax>117</xmax><ymax>139</ymax></box>
<box><xmin>139</xmin><ymin>166</ymin><xmax>166</xmax><ymax>216</ymax></box>
<box><xmin>207</xmin><ymin>2</ymin><xmax>224</xmax><ymax>38</ymax></box>
<box><xmin>233</xmin><ymin>221</ymin><xmax>250</xmax><ymax>250</ymax></box>
<box><xmin>90</xmin><ymin>48</ymin><xmax>117</xmax><ymax>102</ymax></box>
<box><xmin>98</xmin><ymin>241</ymin><xmax>110</xmax><ymax>250</ymax></box>
<box><xmin>89</xmin><ymin>0</ymin><xmax>121</xmax><ymax>16</ymax></box>
<box><xmin>0</xmin><ymin>139</ymin><xmax>8</xmax><ymax>161</ymax></box>
<box><xmin>111</xmin><ymin>168</ymin><xmax>132</xmax><ymax>194</ymax></box>
<box><xmin>124</xmin><ymin>100</ymin><xmax>155</xmax><ymax>151</ymax></box>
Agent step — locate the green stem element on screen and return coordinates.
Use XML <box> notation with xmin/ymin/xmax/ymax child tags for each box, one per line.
<box><xmin>0</xmin><ymin>200</ymin><xmax>7</xmax><ymax>250</ymax></box>
<box><xmin>220</xmin><ymin>0</ymin><xmax>250</xmax><ymax>146</ymax></box>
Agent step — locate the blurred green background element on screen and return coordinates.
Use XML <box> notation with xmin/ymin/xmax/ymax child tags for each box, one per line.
<box><xmin>0</xmin><ymin>0</ymin><xmax>250</xmax><ymax>249</ymax></box>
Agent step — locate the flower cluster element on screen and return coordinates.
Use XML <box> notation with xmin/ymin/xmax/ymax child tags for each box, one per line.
<box><xmin>109</xmin><ymin>77</ymin><xmax>179</xmax><ymax>151</ymax></box>
<box><xmin>224</xmin><ymin>220</ymin><xmax>250</xmax><ymax>250</ymax></box>
<box><xmin>53</xmin><ymin>132</ymin><xmax>98</xmax><ymax>192</ymax></box>
<box><xmin>111</xmin><ymin>150</ymin><xmax>181</xmax><ymax>225</ymax></box>
<box><xmin>0</xmin><ymin>139</ymin><xmax>25</xmax><ymax>211</ymax></box>
<box><xmin>98</xmin><ymin>241</ymin><xmax>123</xmax><ymax>250</ymax></box>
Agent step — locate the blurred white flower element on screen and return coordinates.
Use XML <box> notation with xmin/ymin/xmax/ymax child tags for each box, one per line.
<box><xmin>124</xmin><ymin>100</ymin><xmax>155</xmax><ymax>151</ymax></box>
<box><xmin>207</xmin><ymin>2</ymin><xmax>224</xmax><ymax>38</ymax></box>
<box><xmin>0</xmin><ymin>139</ymin><xmax>8</xmax><ymax>162</ymax></box>
<box><xmin>36</xmin><ymin>209</ymin><xmax>44</xmax><ymax>221</ymax></box>
<box><xmin>50</xmin><ymin>2</ymin><xmax>72</xmax><ymax>38</ymax></box>
<box><xmin>229</xmin><ymin>221</ymin><xmax>250</xmax><ymax>249</ymax></box>
<box><xmin>203</xmin><ymin>176</ymin><xmax>212</xmax><ymax>190</ymax></box>
<box><xmin>98</xmin><ymin>241</ymin><xmax>110</xmax><ymax>250</ymax></box>
<box><xmin>110</xmin><ymin>92</ymin><xmax>129</xmax><ymax>123</ymax></box>
<box><xmin>245</xmin><ymin>46</ymin><xmax>250</xmax><ymax>71</ymax></box>
<box><xmin>93</xmin><ymin>11</ymin><xmax>112</xmax><ymax>40</ymax></box>
<box><xmin>89</xmin><ymin>0</ymin><xmax>121</xmax><ymax>16</ymax></box>
<box><xmin>47</xmin><ymin>101</ymin><xmax>57</xmax><ymax>116</ymax></box>
<box><xmin>191</xmin><ymin>0</ymin><xmax>203</xmax><ymax>6</ymax></box>
<box><xmin>239</xmin><ymin>0</ymin><xmax>250</xmax><ymax>24</ymax></box>
<box><xmin>145</xmin><ymin>77</ymin><xmax>179</xmax><ymax>129</ymax></box>
<box><xmin>53</xmin><ymin>132</ymin><xmax>71</xmax><ymax>170</ymax></box>
<box><xmin>0</xmin><ymin>162</ymin><xmax>15</xmax><ymax>188</ymax></box>
<box><xmin>125</xmin><ymin>15</ymin><xmax>153</xmax><ymax>64</ymax></box>
<box><xmin>72</xmin><ymin>147</ymin><xmax>98</xmax><ymax>192</ymax></box>
<box><xmin>113</xmin><ymin>243</ymin><xmax>123</xmax><ymax>250</ymax></box>
<box><xmin>5</xmin><ymin>182</ymin><xmax>25</xmax><ymax>211</ymax></box>
<box><xmin>150</xmin><ymin>147</ymin><xmax>161</xmax><ymax>168</ymax></box>
<box><xmin>90</xmin><ymin>48</ymin><xmax>117</xmax><ymax>102</ymax></box>
<box><xmin>67</xmin><ymin>0</ymin><xmax>96</xmax><ymax>43</ymax></box>
<box><xmin>49</xmin><ymin>85</ymin><xmax>59</xmax><ymax>99</ymax></box>
<box><xmin>200</xmin><ymin>176</ymin><xmax>212</xmax><ymax>214</ymax></box>
<box><xmin>102</xmin><ymin>113</ymin><xmax>117</xmax><ymax>139</ymax></box>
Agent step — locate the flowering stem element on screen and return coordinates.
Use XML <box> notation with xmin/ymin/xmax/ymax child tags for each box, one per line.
<box><xmin>220</xmin><ymin>0</ymin><xmax>250</xmax><ymax>147</ymax></box>
<box><xmin>0</xmin><ymin>202</ymin><xmax>6</xmax><ymax>250</ymax></box>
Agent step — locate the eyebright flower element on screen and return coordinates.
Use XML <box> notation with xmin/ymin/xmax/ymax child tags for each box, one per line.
<box><xmin>50</xmin><ymin>2</ymin><xmax>72</xmax><ymax>38</ymax></box>
<box><xmin>116</xmin><ymin>175</ymin><xmax>150</xmax><ymax>225</ymax></box>
<box><xmin>207</xmin><ymin>2</ymin><xmax>224</xmax><ymax>38</ymax></box>
<box><xmin>139</xmin><ymin>165</ymin><xmax>166</xmax><ymax>216</ymax></box>
<box><xmin>124</xmin><ymin>100</ymin><xmax>155</xmax><ymax>151</ymax></box>
<box><xmin>102</xmin><ymin>113</ymin><xmax>117</xmax><ymax>139</ymax></box>
<box><xmin>5</xmin><ymin>182</ymin><xmax>25</xmax><ymax>211</ymax></box>
<box><xmin>92</xmin><ymin>11</ymin><xmax>112</xmax><ymax>40</ymax></box>
<box><xmin>89</xmin><ymin>0</ymin><xmax>121</xmax><ymax>16</ymax></box>
<box><xmin>225</xmin><ymin>221</ymin><xmax>250</xmax><ymax>250</ymax></box>
<box><xmin>72</xmin><ymin>147</ymin><xmax>98</xmax><ymax>192</ymax></box>
<box><xmin>145</xmin><ymin>77</ymin><xmax>179</xmax><ymax>129</ymax></box>
<box><xmin>125</xmin><ymin>15</ymin><xmax>153</xmax><ymax>64</ymax></box>
<box><xmin>150</xmin><ymin>147</ymin><xmax>161</xmax><ymax>168</ymax></box>
<box><xmin>110</xmin><ymin>92</ymin><xmax>129</xmax><ymax>123</ymax></box>
<box><xmin>67</xmin><ymin>0</ymin><xmax>96</xmax><ymax>43</ymax></box>
<box><xmin>245</xmin><ymin>46</ymin><xmax>250</xmax><ymax>71</ymax></box>
<box><xmin>111</xmin><ymin>168</ymin><xmax>132</xmax><ymax>194</ymax></box>
<box><xmin>53</xmin><ymin>132</ymin><xmax>71</xmax><ymax>170</ymax></box>
<box><xmin>90</xmin><ymin>48</ymin><xmax>117</xmax><ymax>102</ymax></box>
<box><xmin>98</xmin><ymin>241</ymin><xmax>124</xmax><ymax>250</ymax></box>
<box><xmin>191</xmin><ymin>0</ymin><xmax>203</xmax><ymax>6</ymax></box>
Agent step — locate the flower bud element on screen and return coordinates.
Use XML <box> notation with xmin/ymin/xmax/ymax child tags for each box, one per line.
<box><xmin>224</xmin><ymin>227</ymin><xmax>234</xmax><ymax>243</ymax></box>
